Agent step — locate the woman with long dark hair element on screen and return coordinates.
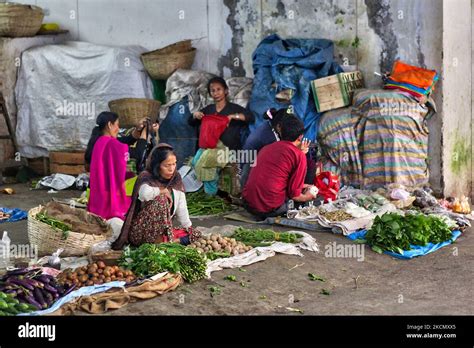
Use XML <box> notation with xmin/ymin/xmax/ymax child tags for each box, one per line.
<box><xmin>86</xmin><ymin>112</ymin><xmax>132</xmax><ymax>220</ymax></box>
<box><xmin>112</xmin><ymin>144</ymin><xmax>201</xmax><ymax>249</ymax></box>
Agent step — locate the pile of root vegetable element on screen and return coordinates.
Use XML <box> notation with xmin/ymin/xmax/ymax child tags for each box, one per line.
<box><xmin>188</xmin><ymin>234</ymin><xmax>253</xmax><ymax>258</ymax></box>
<box><xmin>0</xmin><ymin>268</ymin><xmax>75</xmax><ymax>313</ymax></box>
<box><xmin>57</xmin><ymin>261</ymin><xmax>137</xmax><ymax>289</ymax></box>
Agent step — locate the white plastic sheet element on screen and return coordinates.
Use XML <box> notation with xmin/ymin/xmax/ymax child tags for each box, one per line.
<box><xmin>15</xmin><ymin>41</ymin><xmax>153</xmax><ymax>158</ymax></box>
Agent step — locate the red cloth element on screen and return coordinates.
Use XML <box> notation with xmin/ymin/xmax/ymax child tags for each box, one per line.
<box><xmin>162</xmin><ymin>228</ymin><xmax>189</xmax><ymax>243</ymax></box>
<box><xmin>199</xmin><ymin>114</ymin><xmax>230</xmax><ymax>149</ymax></box>
<box><xmin>242</xmin><ymin>141</ymin><xmax>307</xmax><ymax>213</ymax></box>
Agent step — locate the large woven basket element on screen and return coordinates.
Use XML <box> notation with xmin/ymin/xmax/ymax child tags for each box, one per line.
<box><xmin>141</xmin><ymin>40</ymin><xmax>196</xmax><ymax>80</ymax></box>
<box><xmin>28</xmin><ymin>206</ymin><xmax>112</xmax><ymax>257</ymax></box>
<box><xmin>0</xmin><ymin>3</ymin><xmax>44</xmax><ymax>37</ymax></box>
<box><xmin>108</xmin><ymin>98</ymin><xmax>161</xmax><ymax>128</ymax></box>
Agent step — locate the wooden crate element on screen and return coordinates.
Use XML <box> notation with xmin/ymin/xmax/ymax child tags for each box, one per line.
<box><xmin>311</xmin><ymin>71</ymin><xmax>364</xmax><ymax>112</ymax></box>
<box><xmin>49</xmin><ymin>151</ymin><xmax>86</xmax><ymax>175</ymax></box>
<box><xmin>27</xmin><ymin>157</ymin><xmax>50</xmax><ymax>176</ymax></box>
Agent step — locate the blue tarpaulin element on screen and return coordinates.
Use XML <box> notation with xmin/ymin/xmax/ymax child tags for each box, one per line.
<box><xmin>346</xmin><ymin>229</ymin><xmax>462</xmax><ymax>259</ymax></box>
<box><xmin>0</xmin><ymin>207</ymin><xmax>27</xmax><ymax>223</ymax></box>
<box><xmin>248</xmin><ymin>34</ymin><xmax>342</xmax><ymax>141</ymax></box>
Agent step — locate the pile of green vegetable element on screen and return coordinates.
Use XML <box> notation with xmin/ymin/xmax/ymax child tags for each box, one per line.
<box><xmin>36</xmin><ymin>211</ymin><xmax>71</xmax><ymax>239</ymax></box>
<box><xmin>366</xmin><ymin>213</ymin><xmax>453</xmax><ymax>254</ymax></box>
<box><xmin>231</xmin><ymin>227</ymin><xmax>303</xmax><ymax>247</ymax></box>
<box><xmin>0</xmin><ymin>292</ymin><xmax>37</xmax><ymax>316</ymax></box>
<box><xmin>119</xmin><ymin>243</ymin><xmax>207</xmax><ymax>283</ymax></box>
<box><xmin>186</xmin><ymin>190</ymin><xmax>232</xmax><ymax>216</ymax></box>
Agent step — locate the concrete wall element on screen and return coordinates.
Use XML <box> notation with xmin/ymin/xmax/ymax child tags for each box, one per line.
<box><xmin>8</xmin><ymin>0</ymin><xmax>457</xmax><ymax>195</ymax></box>
<box><xmin>442</xmin><ymin>0</ymin><xmax>472</xmax><ymax>197</ymax></box>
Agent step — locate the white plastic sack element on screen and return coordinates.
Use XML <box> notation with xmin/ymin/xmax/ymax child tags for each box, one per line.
<box><xmin>39</xmin><ymin>174</ymin><xmax>76</xmax><ymax>190</ymax></box>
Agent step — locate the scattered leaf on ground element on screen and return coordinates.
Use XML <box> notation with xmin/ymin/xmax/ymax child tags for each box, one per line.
<box><xmin>259</xmin><ymin>295</ymin><xmax>267</xmax><ymax>300</ymax></box>
<box><xmin>209</xmin><ymin>286</ymin><xmax>221</xmax><ymax>297</ymax></box>
<box><xmin>320</xmin><ymin>289</ymin><xmax>331</xmax><ymax>296</ymax></box>
<box><xmin>308</xmin><ymin>273</ymin><xmax>325</xmax><ymax>282</ymax></box>
<box><xmin>224</xmin><ymin>275</ymin><xmax>237</xmax><ymax>282</ymax></box>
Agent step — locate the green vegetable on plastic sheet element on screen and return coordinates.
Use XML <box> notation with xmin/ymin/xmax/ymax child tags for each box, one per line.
<box><xmin>366</xmin><ymin>212</ymin><xmax>454</xmax><ymax>255</ymax></box>
<box><xmin>231</xmin><ymin>227</ymin><xmax>303</xmax><ymax>247</ymax></box>
<box><xmin>186</xmin><ymin>190</ymin><xmax>232</xmax><ymax>216</ymax></box>
<box><xmin>36</xmin><ymin>211</ymin><xmax>71</xmax><ymax>239</ymax></box>
<box><xmin>119</xmin><ymin>243</ymin><xmax>207</xmax><ymax>283</ymax></box>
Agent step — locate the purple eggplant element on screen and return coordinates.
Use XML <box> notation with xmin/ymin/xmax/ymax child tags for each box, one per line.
<box><xmin>43</xmin><ymin>284</ymin><xmax>58</xmax><ymax>294</ymax></box>
<box><xmin>42</xmin><ymin>290</ymin><xmax>54</xmax><ymax>307</ymax></box>
<box><xmin>8</xmin><ymin>278</ymin><xmax>34</xmax><ymax>291</ymax></box>
<box><xmin>35</xmin><ymin>274</ymin><xmax>53</xmax><ymax>284</ymax></box>
<box><xmin>27</xmin><ymin>279</ymin><xmax>44</xmax><ymax>288</ymax></box>
<box><xmin>64</xmin><ymin>284</ymin><xmax>76</xmax><ymax>296</ymax></box>
<box><xmin>24</xmin><ymin>295</ymin><xmax>42</xmax><ymax>310</ymax></box>
<box><xmin>33</xmin><ymin>287</ymin><xmax>47</xmax><ymax>309</ymax></box>
<box><xmin>6</xmin><ymin>268</ymin><xmax>30</xmax><ymax>276</ymax></box>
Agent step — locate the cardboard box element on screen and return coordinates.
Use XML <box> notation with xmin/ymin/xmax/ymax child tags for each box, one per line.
<box><xmin>311</xmin><ymin>71</ymin><xmax>364</xmax><ymax>112</ymax></box>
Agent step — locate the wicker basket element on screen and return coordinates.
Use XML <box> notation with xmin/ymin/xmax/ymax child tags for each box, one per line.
<box><xmin>108</xmin><ymin>98</ymin><xmax>161</xmax><ymax>128</ymax></box>
<box><xmin>141</xmin><ymin>44</ymin><xmax>196</xmax><ymax>80</ymax></box>
<box><xmin>28</xmin><ymin>206</ymin><xmax>112</xmax><ymax>257</ymax></box>
<box><xmin>155</xmin><ymin>39</ymin><xmax>192</xmax><ymax>55</ymax></box>
<box><xmin>0</xmin><ymin>3</ymin><xmax>44</xmax><ymax>37</ymax></box>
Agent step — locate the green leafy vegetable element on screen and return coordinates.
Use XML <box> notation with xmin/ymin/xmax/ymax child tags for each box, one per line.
<box><xmin>366</xmin><ymin>213</ymin><xmax>453</xmax><ymax>254</ymax></box>
<box><xmin>232</xmin><ymin>227</ymin><xmax>303</xmax><ymax>247</ymax></box>
<box><xmin>186</xmin><ymin>190</ymin><xmax>232</xmax><ymax>216</ymax></box>
<box><xmin>119</xmin><ymin>243</ymin><xmax>207</xmax><ymax>283</ymax></box>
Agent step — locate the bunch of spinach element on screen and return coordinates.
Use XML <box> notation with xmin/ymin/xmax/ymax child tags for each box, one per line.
<box><xmin>119</xmin><ymin>243</ymin><xmax>207</xmax><ymax>283</ymax></box>
<box><xmin>366</xmin><ymin>213</ymin><xmax>453</xmax><ymax>254</ymax></box>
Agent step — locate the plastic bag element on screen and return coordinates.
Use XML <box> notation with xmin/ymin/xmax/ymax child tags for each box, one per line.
<box><xmin>314</xmin><ymin>164</ymin><xmax>340</xmax><ymax>203</ymax></box>
<box><xmin>47</xmin><ymin>248</ymin><xmax>64</xmax><ymax>270</ymax></box>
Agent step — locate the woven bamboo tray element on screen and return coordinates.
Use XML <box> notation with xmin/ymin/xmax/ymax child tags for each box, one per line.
<box><xmin>28</xmin><ymin>206</ymin><xmax>112</xmax><ymax>257</ymax></box>
<box><xmin>108</xmin><ymin>98</ymin><xmax>161</xmax><ymax>128</ymax></box>
<box><xmin>0</xmin><ymin>3</ymin><xmax>44</xmax><ymax>37</ymax></box>
<box><xmin>141</xmin><ymin>40</ymin><xmax>196</xmax><ymax>80</ymax></box>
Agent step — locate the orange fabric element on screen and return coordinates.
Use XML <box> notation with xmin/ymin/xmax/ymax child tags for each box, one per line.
<box><xmin>390</xmin><ymin>60</ymin><xmax>437</xmax><ymax>89</ymax></box>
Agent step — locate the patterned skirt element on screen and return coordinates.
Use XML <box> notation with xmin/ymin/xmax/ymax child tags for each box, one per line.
<box><xmin>129</xmin><ymin>194</ymin><xmax>200</xmax><ymax>246</ymax></box>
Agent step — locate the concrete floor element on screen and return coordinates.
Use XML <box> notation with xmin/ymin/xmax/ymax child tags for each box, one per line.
<box><xmin>1</xmin><ymin>182</ymin><xmax>473</xmax><ymax>315</ymax></box>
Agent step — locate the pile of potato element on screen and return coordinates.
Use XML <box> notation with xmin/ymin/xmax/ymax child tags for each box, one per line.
<box><xmin>57</xmin><ymin>261</ymin><xmax>136</xmax><ymax>288</ymax></box>
<box><xmin>189</xmin><ymin>234</ymin><xmax>252</xmax><ymax>256</ymax></box>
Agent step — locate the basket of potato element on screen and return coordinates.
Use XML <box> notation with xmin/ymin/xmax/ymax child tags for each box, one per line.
<box><xmin>189</xmin><ymin>234</ymin><xmax>253</xmax><ymax>257</ymax></box>
<box><xmin>57</xmin><ymin>261</ymin><xmax>137</xmax><ymax>288</ymax></box>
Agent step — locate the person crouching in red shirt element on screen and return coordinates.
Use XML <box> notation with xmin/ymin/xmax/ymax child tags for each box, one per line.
<box><xmin>242</xmin><ymin>115</ymin><xmax>318</xmax><ymax>219</ymax></box>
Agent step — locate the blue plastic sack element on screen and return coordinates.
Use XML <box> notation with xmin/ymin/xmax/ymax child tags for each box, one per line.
<box><xmin>159</xmin><ymin>97</ymin><xmax>198</xmax><ymax>168</ymax></box>
<box><xmin>0</xmin><ymin>207</ymin><xmax>27</xmax><ymax>223</ymax></box>
<box><xmin>248</xmin><ymin>34</ymin><xmax>342</xmax><ymax>141</ymax></box>
<box><xmin>346</xmin><ymin>229</ymin><xmax>462</xmax><ymax>259</ymax></box>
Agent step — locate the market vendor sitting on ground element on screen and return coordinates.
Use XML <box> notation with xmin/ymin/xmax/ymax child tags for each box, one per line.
<box><xmin>188</xmin><ymin>76</ymin><xmax>254</xmax><ymax>196</ymax></box>
<box><xmin>242</xmin><ymin>115</ymin><xmax>318</xmax><ymax>219</ymax></box>
<box><xmin>112</xmin><ymin>144</ymin><xmax>201</xmax><ymax>250</ymax></box>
